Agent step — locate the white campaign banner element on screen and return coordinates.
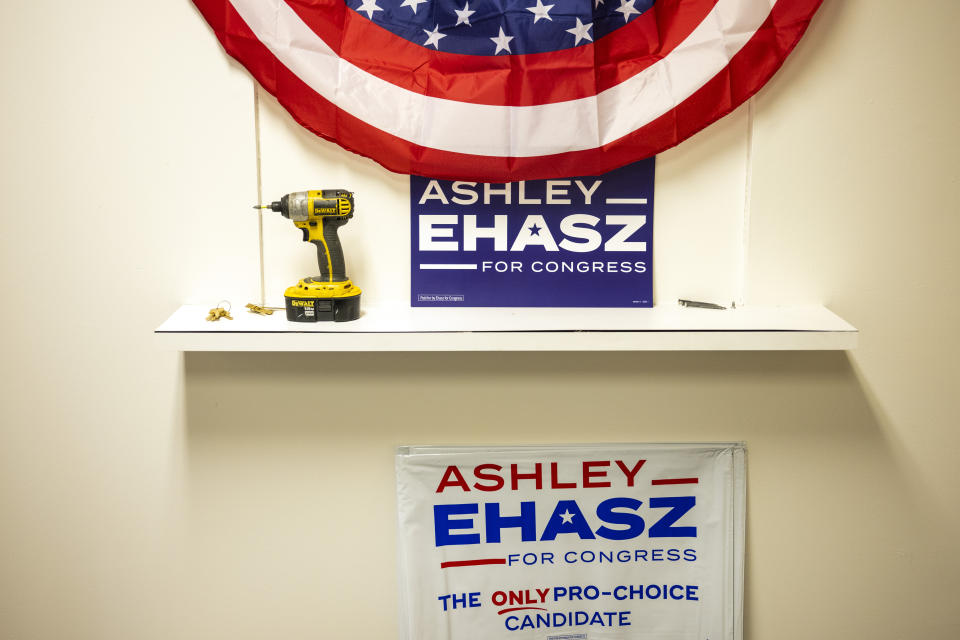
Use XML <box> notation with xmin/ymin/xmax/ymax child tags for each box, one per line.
<box><xmin>396</xmin><ymin>444</ymin><xmax>745</xmax><ymax>640</ymax></box>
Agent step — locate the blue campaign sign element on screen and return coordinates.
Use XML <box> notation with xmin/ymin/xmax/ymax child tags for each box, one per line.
<box><xmin>410</xmin><ymin>159</ymin><xmax>655</xmax><ymax>307</ymax></box>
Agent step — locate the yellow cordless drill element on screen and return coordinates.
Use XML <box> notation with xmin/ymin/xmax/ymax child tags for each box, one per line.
<box><xmin>256</xmin><ymin>189</ymin><xmax>362</xmax><ymax>322</ymax></box>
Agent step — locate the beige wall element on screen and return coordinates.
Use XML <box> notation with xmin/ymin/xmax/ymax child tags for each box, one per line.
<box><xmin>1</xmin><ymin>1</ymin><xmax>958</xmax><ymax>639</ymax></box>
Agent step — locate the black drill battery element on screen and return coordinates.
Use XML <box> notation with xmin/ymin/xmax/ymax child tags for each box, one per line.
<box><xmin>284</xmin><ymin>295</ymin><xmax>361</xmax><ymax>322</ymax></box>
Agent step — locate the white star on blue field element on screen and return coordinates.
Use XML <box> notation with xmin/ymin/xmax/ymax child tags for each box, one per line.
<box><xmin>350</xmin><ymin>0</ymin><xmax>654</xmax><ymax>55</ymax></box>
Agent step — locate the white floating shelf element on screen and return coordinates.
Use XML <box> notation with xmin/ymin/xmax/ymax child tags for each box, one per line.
<box><xmin>156</xmin><ymin>305</ymin><xmax>857</xmax><ymax>351</ymax></box>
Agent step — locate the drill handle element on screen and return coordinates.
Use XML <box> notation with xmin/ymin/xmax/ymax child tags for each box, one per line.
<box><xmin>311</xmin><ymin>217</ymin><xmax>349</xmax><ymax>282</ymax></box>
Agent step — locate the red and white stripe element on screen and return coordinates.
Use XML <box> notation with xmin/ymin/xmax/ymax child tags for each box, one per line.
<box><xmin>192</xmin><ymin>0</ymin><xmax>822</xmax><ymax>180</ymax></box>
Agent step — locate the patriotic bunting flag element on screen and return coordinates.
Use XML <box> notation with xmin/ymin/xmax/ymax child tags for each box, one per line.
<box><xmin>192</xmin><ymin>0</ymin><xmax>821</xmax><ymax>180</ymax></box>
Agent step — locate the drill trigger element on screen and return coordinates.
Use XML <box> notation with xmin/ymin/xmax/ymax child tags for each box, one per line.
<box><xmin>301</xmin><ymin>227</ymin><xmax>309</xmax><ymax>242</ymax></box>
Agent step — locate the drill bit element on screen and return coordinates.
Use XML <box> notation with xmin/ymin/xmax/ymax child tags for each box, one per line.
<box><xmin>678</xmin><ymin>299</ymin><xmax>728</xmax><ymax>310</ymax></box>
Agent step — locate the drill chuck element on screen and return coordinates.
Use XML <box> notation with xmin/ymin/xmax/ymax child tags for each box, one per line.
<box><xmin>254</xmin><ymin>200</ymin><xmax>285</xmax><ymax>213</ymax></box>
<box><xmin>256</xmin><ymin>194</ymin><xmax>301</xmax><ymax>219</ymax></box>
